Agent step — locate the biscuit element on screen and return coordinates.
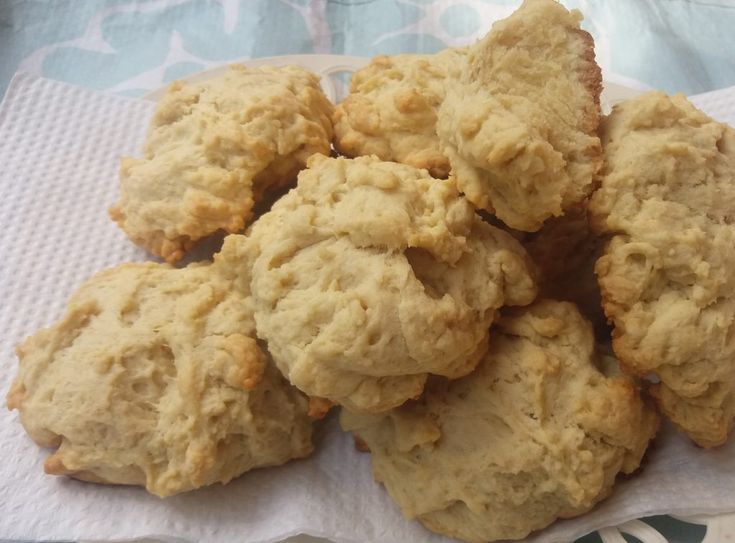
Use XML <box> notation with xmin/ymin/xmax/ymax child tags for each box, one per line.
<box><xmin>333</xmin><ymin>48</ymin><xmax>466</xmax><ymax>178</ymax></box>
<box><xmin>589</xmin><ymin>91</ymin><xmax>735</xmax><ymax>448</ymax></box>
<box><xmin>110</xmin><ymin>65</ymin><xmax>334</xmax><ymax>263</ymax></box>
<box><xmin>6</xmin><ymin>253</ymin><xmax>313</xmax><ymax>497</ymax></box>
<box><xmin>521</xmin><ymin>206</ymin><xmax>608</xmax><ymax>336</ymax></box>
<box><xmin>437</xmin><ymin>0</ymin><xmax>602</xmax><ymax>231</ymax></box>
<box><xmin>341</xmin><ymin>300</ymin><xmax>659</xmax><ymax>542</ymax></box>
<box><xmin>237</xmin><ymin>155</ymin><xmax>537</xmax><ymax>413</ymax></box>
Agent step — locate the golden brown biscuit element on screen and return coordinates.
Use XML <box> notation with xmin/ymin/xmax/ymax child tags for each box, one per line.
<box><xmin>333</xmin><ymin>48</ymin><xmax>466</xmax><ymax>178</ymax></box>
<box><xmin>589</xmin><ymin>91</ymin><xmax>735</xmax><ymax>448</ymax></box>
<box><xmin>237</xmin><ymin>155</ymin><xmax>537</xmax><ymax>413</ymax></box>
<box><xmin>437</xmin><ymin>0</ymin><xmax>602</xmax><ymax>231</ymax></box>
<box><xmin>110</xmin><ymin>65</ymin><xmax>334</xmax><ymax>263</ymax></box>
<box><xmin>342</xmin><ymin>300</ymin><xmax>659</xmax><ymax>543</ymax></box>
<box><xmin>7</xmin><ymin>251</ymin><xmax>313</xmax><ymax>497</ymax></box>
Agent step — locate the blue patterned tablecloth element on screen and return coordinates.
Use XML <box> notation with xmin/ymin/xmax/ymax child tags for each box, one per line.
<box><xmin>1</xmin><ymin>2</ymin><xmax>733</xmax><ymax>543</ymax></box>
<box><xmin>1</xmin><ymin>0</ymin><xmax>735</xmax><ymax>99</ymax></box>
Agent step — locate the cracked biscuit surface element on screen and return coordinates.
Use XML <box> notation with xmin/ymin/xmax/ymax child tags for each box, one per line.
<box><xmin>590</xmin><ymin>91</ymin><xmax>735</xmax><ymax>448</ymax></box>
<box><xmin>7</xmin><ymin>251</ymin><xmax>313</xmax><ymax>497</ymax></box>
<box><xmin>437</xmin><ymin>0</ymin><xmax>602</xmax><ymax>231</ymax></box>
<box><xmin>237</xmin><ymin>155</ymin><xmax>537</xmax><ymax>413</ymax></box>
<box><xmin>110</xmin><ymin>64</ymin><xmax>334</xmax><ymax>262</ymax></box>
<box><xmin>341</xmin><ymin>300</ymin><xmax>659</xmax><ymax>543</ymax></box>
<box><xmin>333</xmin><ymin>48</ymin><xmax>466</xmax><ymax>178</ymax></box>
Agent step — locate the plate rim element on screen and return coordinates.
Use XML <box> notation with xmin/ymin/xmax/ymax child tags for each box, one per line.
<box><xmin>142</xmin><ymin>53</ymin><xmax>646</xmax><ymax>112</ymax></box>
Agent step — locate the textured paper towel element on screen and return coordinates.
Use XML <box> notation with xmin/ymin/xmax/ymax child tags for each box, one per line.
<box><xmin>0</xmin><ymin>72</ymin><xmax>734</xmax><ymax>543</ymax></box>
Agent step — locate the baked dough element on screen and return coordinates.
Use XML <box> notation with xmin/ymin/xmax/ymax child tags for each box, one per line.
<box><xmin>6</xmin><ymin>252</ymin><xmax>313</xmax><ymax>497</ymax></box>
<box><xmin>342</xmin><ymin>300</ymin><xmax>659</xmax><ymax>542</ymax></box>
<box><xmin>239</xmin><ymin>155</ymin><xmax>537</xmax><ymax>413</ymax></box>
<box><xmin>522</xmin><ymin>206</ymin><xmax>607</xmax><ymax>336</ymax></box>
<box><xmin>110</xmin><ymin>64</ymin><xmax>334</xmax><ymax>262</ymax></box>
<box><xmin>333</xmin><ymin>48</ymin><xmax>466</xmax><ymax>178</ymax></box>
<box><xmin>437</xmin><ymin>0</ymin><xmax>602</xmax><ymax>231</ymax></box>
<box><xmin>590</xmin><ymin>91</ymin><xmax>735</xmax><ymax>448</ymax></box>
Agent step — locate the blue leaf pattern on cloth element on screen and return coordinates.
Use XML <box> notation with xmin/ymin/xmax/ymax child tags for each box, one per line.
<box><xmin>35</xmin><ymin>0</ymin><xmax>314</xmax><ymax>92</ymax></box>
<box><xmin>565</xmin><ymin>0</ymin><xmax>735</xmax><ymax>94</ymax></box>
<box><xmin>440</xmin><ymin>4</ymin><xmax>482</xmax><ymax>38</ymax></box>
<box><xmin>4</xmin><ymin>0</ymin><xmax>733</xmax><ymax>97</ymax></box>
<box><xmin>163</xmin><ymin>61</ymin><xmax>207</xmax><ymax>83</ymax></box>
<box><xmin>326</xmin><ymin>0</ymin><xmax>424</xmax><ymax>53</ymax></box>
<box><xmin>0</xmin><ymin>0</ymin><xmax>126</xmax><ymax>94</ymax></box>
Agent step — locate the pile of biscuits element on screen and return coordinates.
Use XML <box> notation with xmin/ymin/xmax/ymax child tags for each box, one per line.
<box><xmin>7</xmin><ymin>0</ymin><xmax>735</xmax><ymax>541</ymax></box>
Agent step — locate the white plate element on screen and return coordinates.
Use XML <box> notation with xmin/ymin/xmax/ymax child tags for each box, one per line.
<box><xmin>142</xmin><ymin>55</ymin><xmax>729</xmax><ymax>543</ymax></box>
<box><xmin>143</xmin><ymin>53</ymin><xmax>646</xmax><ymax>113</ymax></box>
<box><xmin>143</xmin><ymin>54</ymin><xmax>368</xmax><ymax>103</ymax></box>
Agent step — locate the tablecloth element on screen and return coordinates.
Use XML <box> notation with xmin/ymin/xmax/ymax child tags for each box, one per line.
<box><xmin>1</xmin><ymin>0</ymin><xmax>735</xmax><ymax>99</ymax></box>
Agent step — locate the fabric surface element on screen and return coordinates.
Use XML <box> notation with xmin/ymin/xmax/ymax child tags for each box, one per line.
<box><xmin>1</xmin><ymin>0</ymin><xmax>735</xmax><ymax>100</ymax></box>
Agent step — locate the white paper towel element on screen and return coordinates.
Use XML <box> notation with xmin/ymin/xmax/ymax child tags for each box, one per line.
<box><xmin>0</xmin><ymin>72</ymin><xmax>734</xmax><ymax>543</ymax></box>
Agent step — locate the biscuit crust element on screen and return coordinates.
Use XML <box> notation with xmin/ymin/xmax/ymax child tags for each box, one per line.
<box><xmin>333</xmin><ymin>49</ymin><xmax>466</xmax><ymax>178</ymax></box>
<box><xmin>590</xmin><ymin>91</ymin><xmax>735</xmax><ymax>448</ymax></box>
<box><xmin>437</xmin><ymin>0</ymin><xmax>602</xmax><ymax>231</ymax></box>
<box><xmin>238</xmin><ymin>155</ymin><xmax>537</xmax><ymax>413</ymax></box>
<box><xmin>110</xmin><ymin>65</ymin><xmax>334</xmax><ymax>262</ymax></box>
<box><xmin>7</xmin><ymin>255</ymin><xmax>313</xmax><ymax>497</ymax></box>
<box><xmin>342</xmin><ymin>300</ymin><xmax>659</xmax><ymax>542</ymax></box>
